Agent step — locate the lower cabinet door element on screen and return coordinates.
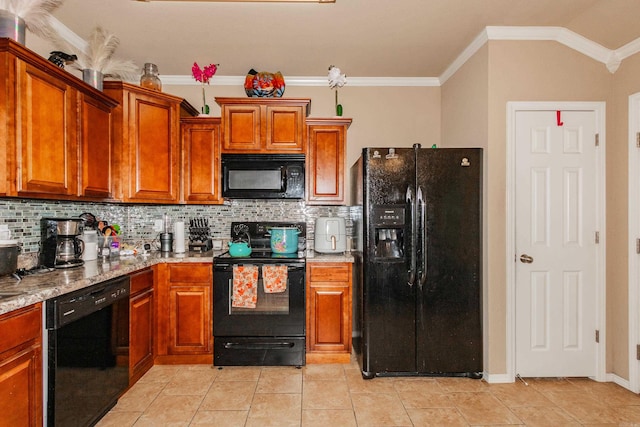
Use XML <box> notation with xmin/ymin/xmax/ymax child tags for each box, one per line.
<box><xmin>0</xmin><ymin>304</ymin><xmax>42</xmax><ymax>427</ymax></box>
<box><xmin>0</xmin><ymin>344</ymin><xmax>42</xmax><ymax>427</ymax></box>
<box><xmin>307</xmin><ymin>284</ymin><xmax>350</xmax><ymax>352</ymax></box>
<box><xmin>168</xmin><ymin>285</ymin><xmax>212</xmax><ymax>355</ymax></box>
<box><xmin>306</xmin><ymin>262</ymin><xmax>353</xmax><ymax>363</ymax></box>
<box><xmin>130</xmin><ymin>289</ymin><xmax>154</xmax><ymax>383</ymax></box>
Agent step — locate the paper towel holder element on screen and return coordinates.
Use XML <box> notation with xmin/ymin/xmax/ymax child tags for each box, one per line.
<box><xmin>174</xmin><ymin>221</ymin><xmax>186</xmax><ymax>253</ymax></box>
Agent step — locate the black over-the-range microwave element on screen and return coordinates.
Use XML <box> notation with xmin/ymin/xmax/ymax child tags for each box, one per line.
<box><xmin>221</xmin><ymin>154</ymin><xmax>305</xmax><ymax>199</ymax></box>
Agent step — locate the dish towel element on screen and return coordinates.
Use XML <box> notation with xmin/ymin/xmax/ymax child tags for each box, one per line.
<box><xmin>262</xmin><ymin>265</ymin><xmax>288</xmax><ymax>293</ymax></box>
<box><xmin>232</xmin><ymin>265</ymin><xmax>258</xmax><ymax>308</ymax></box>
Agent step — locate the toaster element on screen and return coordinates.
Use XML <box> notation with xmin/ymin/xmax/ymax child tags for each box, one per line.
<box><xmin>314</xmin><ymin>217</ymin><xmax>347</xmax><ymax>253</ymax></box>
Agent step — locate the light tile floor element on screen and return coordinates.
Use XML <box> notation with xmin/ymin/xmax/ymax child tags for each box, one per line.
<box><xmin>97</xmin><ymin>356</ymin><xmax>640</xmax><ymax>426</ymax></box>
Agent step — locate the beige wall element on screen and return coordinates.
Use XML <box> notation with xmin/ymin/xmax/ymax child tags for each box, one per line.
<box><xmin>440</xmin><ymin>45</ymin><xmax>492</xmax><ymax>370</ymax></box>
<box><xmin>442</xmin><ymin>39</ymin><xmax>625</xmax><ymax>377</ymax></box>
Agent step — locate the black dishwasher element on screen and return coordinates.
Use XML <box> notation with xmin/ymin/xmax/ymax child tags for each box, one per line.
<box><xmin>45</xmin><ymin>276</ymin><xmax>130</xmax><ymax>427</ymax></box>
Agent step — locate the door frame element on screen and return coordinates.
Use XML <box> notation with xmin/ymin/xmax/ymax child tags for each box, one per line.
<box><xmin>628</xmin><ymin>93</ymin><xmax>640</xmax><ymax>393</ymax></box>
<box><xmin>506</xmin><ymin>101</ymin><xmax>607</xmax><ymax>382</ymax></box>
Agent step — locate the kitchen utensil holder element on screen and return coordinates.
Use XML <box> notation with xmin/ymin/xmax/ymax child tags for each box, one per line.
<box><xmin>188</xmin><ymin>217</ymin><xmax>213</xmax><ymax>252</ymax></box>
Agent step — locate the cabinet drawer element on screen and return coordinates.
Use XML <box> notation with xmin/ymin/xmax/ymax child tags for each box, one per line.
<box><xmin>169</xmin><ymin>264</ymin><xmax>212</xmax><ymax>283</ymax></box>
<box><xmin>130</xmin><ymin>268</ymin><xmax>154</xmax><ymax>294</ymax></box>
<box><xmin>308</xmin><ymin>264</ymin><xmax>350</xmax><ymax>282</ymax></box>
<box><xmin>0</xmin><ymin>304</ymin><xmax>41</xmax><ymax>355</ymax></box>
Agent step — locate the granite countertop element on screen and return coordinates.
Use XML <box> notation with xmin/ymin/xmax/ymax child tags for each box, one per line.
<box><xmin>0</xmin><ymin>250</ymin><xmax>217</xmax><ymax>315</ymax></box>
<box><xmin>305</xmin><ymin>250</ymin><xmax>355</xmax><ymax>263</ymax></box>
<box><xmin>0</xmin><ymin>250</ymin><xmax>354</xmax><ymax>316</ymax></box>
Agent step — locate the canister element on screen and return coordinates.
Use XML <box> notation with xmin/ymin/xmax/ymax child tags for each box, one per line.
<box><xmin>81</xmin><ymin>230</ymin><xmax>98</xmax><ymax>261</ymax></box>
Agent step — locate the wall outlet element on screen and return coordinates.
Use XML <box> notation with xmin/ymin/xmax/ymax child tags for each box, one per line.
<box><xmin>153</xmin><ymin>219</ymin><xmax>163</xmax><ymax>232</ymax></box>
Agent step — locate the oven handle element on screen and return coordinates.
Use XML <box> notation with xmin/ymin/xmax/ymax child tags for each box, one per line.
<box><xmin>214</xmin><ymin>263</ymin><xmax>306</xmax><ymax>272</ymax></box>
<box><xmin>223</xmin><ymin>341</ymin><xmax>296</xmax><ymax>350</ymax></box>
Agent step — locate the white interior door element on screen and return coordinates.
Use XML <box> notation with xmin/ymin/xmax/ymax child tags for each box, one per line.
<box><xmin>628</xmin><ymin>93</ymin><xmax>640</xmax><ymax>393</ymax></box>
<box><xmin>514</xmin><ymin>109</ymin><xmax>598</xmax><ymax>378</ymax></box>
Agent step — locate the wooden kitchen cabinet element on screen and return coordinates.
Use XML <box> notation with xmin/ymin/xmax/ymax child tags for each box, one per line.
<box><xmin>306</xmin><ymin>118</ymin><xmax>352</xmax><ymax>205</ymax></box>
<box><xmin>0</xmin><ymin>303</ymin><xmax>42</xmax><ymax>427</ymax></box>
<box><xmin>155</xmin><ymin>263</ymin><xmax>212</xmax><ymax>363</ymax></box>
<box><xmin>216</xmin><ymin>97</ymin><xmax>310</xmax><ymax>153</ymax></box>
<box><xmin>104</xmin><ymin>82</ymin><xmax>197</xmax><ymax>203</ymax></box>
<box><xmin>306</xmin><ymin>262</ymin><xmax>352</xmax><ymax>363</ymax></box>
<box><xmin>180</xmin><ymin>117</ymin><xmax>223</xmax><ymax>203</ymax></box>
<box><xmin>80</xmin><ymin>93</ymin><xmax>115</xmax><ymax>199</ymax></box>
<box><xmin>0</xmin><ymin>39</ymin><xmax>117</xmax><ymax>200</ymax></box>
<box><xmin>129</xmin><ymin>268</ymin><xmax>154</xmax><ymax>385</ymax></box>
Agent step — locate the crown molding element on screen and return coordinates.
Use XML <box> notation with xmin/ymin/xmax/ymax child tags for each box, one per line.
<box><xmin>616</xmin><ymin>37</ymin><xmax>640</xmax><ymax>61</ymax></box>
<box><xmin>48</xmin><ymin>16</ymin><xmax>640</xmax><ymax>87</ymax></box>
<box><xmin>160</xmin><ymin>75</ymin><xmax>439</xmax><ymax>87</ymax></box>
<box><xmin>49</xmin><ymin>18</ymin><xmax>88</xmax><ymax>52</ymax></box>
<box><xmin>438</xmin><ymin>27</ymin><xmax>489</xmax><ymax>84</ymax></box>
<box><xmin>439</xmin><ymin>26</ymin><xmax>640</xmax><ymax>83</ymax></box>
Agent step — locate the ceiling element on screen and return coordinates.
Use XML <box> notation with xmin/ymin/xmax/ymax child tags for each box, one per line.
<box><xmin>50</xmin><ymin>0</ymin><xmax>640</xmax><ymax>79</ymax></box>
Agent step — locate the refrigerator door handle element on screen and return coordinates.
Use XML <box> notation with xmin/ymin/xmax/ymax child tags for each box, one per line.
<box><xmin>406</xmin><ymin>185</ymin><xmax>416</xmax><ymax>287</ymax></box>
<box><xmin>417</xmin><ymin>186</ymin><xmax>427</xmax><ymax>287</ymax></box>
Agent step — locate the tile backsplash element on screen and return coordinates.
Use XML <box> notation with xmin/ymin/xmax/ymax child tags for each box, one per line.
<box><xmin>0</xmin><ymin>199</ymin><xmax>353</xmax><ymax>255</ymax></box>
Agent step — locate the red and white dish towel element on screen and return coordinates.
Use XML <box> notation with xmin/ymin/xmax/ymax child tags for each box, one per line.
<box><xmin>232</xmin><ymin>265</ymin><xmax>258</xmax><ymax>308</ymax></box>
<box><xmin>262</xmin><ymin>265</ymin><xmax>288</xmax><ymax>293</ymax></box>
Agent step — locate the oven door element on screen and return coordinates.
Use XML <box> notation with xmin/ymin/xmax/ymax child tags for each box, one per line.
<box><xmin>213</xmin><ymin>261</ymin><xmax>305</xmax><ymax>337</ymax></box>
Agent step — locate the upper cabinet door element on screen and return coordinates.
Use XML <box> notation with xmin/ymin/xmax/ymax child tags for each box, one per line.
<box><xmin>222</xmin><ymin>104</ymin><xmax>261</xmax><ymax>152</ymax></box>
<box><xmin>131</xmin><ymin>93</ymin><xmax>179</xmax><ymax>202</ymax></box>
<box><xmin>80</xmin><ymin>94</ymin><xmax>113</xmax><ymax>199</ymax></box>
<box><xmin>17</xmin><ymin>61</ymin><xmax>78</xmax><ymax>197</ymax></box>
<box><xmin>181</xmin><ymin>117</ymin><xmax>223</xmax><ymax>204</ymax></box>
<box><xmin>265</xmin><ymin>105</ymin><xmax>306</xmax><ymax>152</ymax></box>
<box><xmin>306</xmin><ymin>118</ymin><xmax>351</xmax><ymax>205</ymax></box>
<box><xmin>105</xmin><ymin>82</ymin><xmax>186</xmax><ymax>203</ymax></box>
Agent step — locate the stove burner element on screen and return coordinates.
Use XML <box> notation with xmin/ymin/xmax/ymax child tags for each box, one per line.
<box><xmin>215</xmin><ymin>221</ymin><xmax>307</xmax><ymax>264</ymax></box>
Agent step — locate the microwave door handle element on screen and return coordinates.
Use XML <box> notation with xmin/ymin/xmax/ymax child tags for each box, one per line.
<box><xmin>281</xmin><ymin>167</ymin><xmax>287</xmax><ymax>192</ymax></box>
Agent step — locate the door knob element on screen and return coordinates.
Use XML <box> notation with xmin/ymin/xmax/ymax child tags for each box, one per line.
<box><xmin>519</xmin><ymin>254</ymin><xmax>534</xmax><ymax>264</ymax></box>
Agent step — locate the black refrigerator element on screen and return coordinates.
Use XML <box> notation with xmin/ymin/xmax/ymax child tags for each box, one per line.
<box><xmin>351</xmin><ymin>144</ymin><xmax>482</xmax><ymax>379</ymax></box>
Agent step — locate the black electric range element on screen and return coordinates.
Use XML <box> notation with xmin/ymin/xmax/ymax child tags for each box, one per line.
<box><xmin>212</xmin><ymin>221</ymin><xmax>307</xmax><ymax>367</ymax></box>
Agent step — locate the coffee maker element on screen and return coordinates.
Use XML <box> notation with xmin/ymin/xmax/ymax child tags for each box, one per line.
<box><xmin>40</xmin><ymin>218</ymin><xmax>85</xmax><ymax>268</ymax></box>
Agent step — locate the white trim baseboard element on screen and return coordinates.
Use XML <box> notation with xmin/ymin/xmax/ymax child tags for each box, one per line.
<box><xmin>609</xmin><ymin>373</ymin><xmax>632</xmax><ymax>391</ymax></box>
<box><xmin>483</xmin><ymin>373</ymin><xmax>513</xmax><ymax>384</ymax></box>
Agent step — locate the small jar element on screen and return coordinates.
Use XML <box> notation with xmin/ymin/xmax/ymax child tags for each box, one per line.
<box><xmin>140</xmin><ymin>63</ymin><xmax>162</xmax><ymax>91</ymax></box>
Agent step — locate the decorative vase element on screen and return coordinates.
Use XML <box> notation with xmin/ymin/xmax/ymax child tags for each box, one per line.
<box><xmin>244</xmin><ymin>69</ymin><xmax>285</xmax><ymax>98</ymax></box>
<box><xmin>0</xmin><ymin>10</ymin><xmax>25</xmax><ymax>44</ymax></box>
<box><xmin>140</xmin><ymin>63</ymin><xmax>162</xmax><ymax>91</ymax></box>
<box><xmin>335</xmin><ymin>90</ymin><xmax>343</xmax><ymax>116</ymax></box>
<box><xmin>83</xmin><ymin>69</ymin><xmax>104</xmax><ymax>91</ymax></box>
<box><xmin>199</xmin><ymin>85</ymin><xmax>210</xmax><ymax>116</ymax></box>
